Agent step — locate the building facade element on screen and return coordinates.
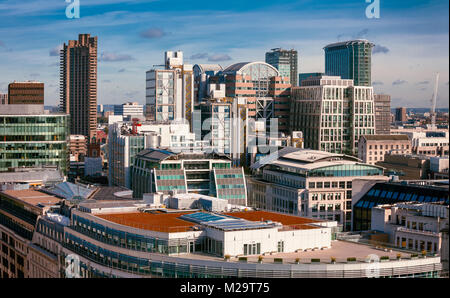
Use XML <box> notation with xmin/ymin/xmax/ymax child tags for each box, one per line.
<box><xmin>324</xmin><ymin>40</ymin><xmax>374</xmax><ymax>87</ymax></box>
<box><xmin>1</xmin><ymin>190</ymin><xmax>444</xmax><ymax>278</ymax></box>
<box><xmin>371</xmin><ymin>203</ymin><xmax>448</xmax><ymax>258</ymax></box>
<box><xmin>7</xmin><ymin>81</ymin><xmax>44</xmax><ymax>105</ymax></box>
<box><xmin>114</xmin><ymin>102</ymin><xmax>144</xmax><ymax>118</ymax></box>
<box><xmin>0</xmin><ymin>189</ymin><xmax>63</xmax><ymax>278</ymax></box>
<box><xmin>131</xmin><ymin>149</ymin><xmax>247</xmax><ymax>205</ymax></box>
<box><xmin>376</xmin><ymin>154</ymin><xmax>431</xmax><ymax>180</ymax></box>
<box><xmin>392</xmin><ymin>128</ymin><xmax>449</xmax><ymax>157</ymax></box>
<box><xmin>298</xmin><ymin>73</ymin><xmax>324</xmax><ymax>86</ymax></box>
<box><xmin>395</xmin><ymin>107</ymin><xmax>408</xmax><ymax>122</ymax></box>
<box><xmin>0</xmin><ymin>105</ymin><xmax>69</xmax><ymax>174</ymax></box>
<box><xmin>352</xmin><ymin>180</ymin><xmax>449</xmax><ymax>232</ymax></box>
<box><xmin>69</xmin><ymin>135</ymin><xmax>87</xmax><ymax>162</ymax></box>
<box><xmin>0</xmin><ymin>93</ymin><xmax>7</xmax><ymax>105</ymax></box>
<box><xmin>60</xmin><ymin>34</ymin><xmax>98</xmax><ymax>142</ymax></box>
<box><xmin>290</xmin><ymin>75</ymin><xmax>376</xmax><ymax>155</ymax></box>
<box><xmin>145</xmin><ymin>51</ymin><xmax>194</xmax><ymax>125</ymax></box>
<box><xmin>108</xmin><ymin>121</ymin><xmax>205</xmax><ymax>189</ymax></box>
<box><xmin>358</xmin><ymin>134</ymin><xmax>411</xmax><ymax>165</ymax></box>
<box><xmin>265</xmin><ymin>48</ymin><xmax>298</xmax><ymax>86</ymax></box>
<box><xmin>248</xmin><ymin>147</ymin><xmax>387</xmax><ymax>231</ymax></box>
<box><xmin>374</xmin><ymin>94</ymin><xmax>391</xmax><ymax>135</ymax></box>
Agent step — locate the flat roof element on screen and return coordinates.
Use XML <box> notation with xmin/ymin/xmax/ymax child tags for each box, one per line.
<box><xmin>95</xmin><ymin>210</ymin><xmax>326</xmax><ymax>233</ymax></box>
<box><xmin>180</xmin><ymin>240</ymin><xmax>414</xmax><ymax>263</ymax></box>
<box><xmin>224</xmin><ymin>211</ymin><xmax>322</xmax><ymax>226</ymax></box>
<box><xmin>96</xmin><ymin>211</ymin><xmax>197</xmax><ymax>233</ymax></box>
<box><xmin>0</xmin><ymin>189</ymin><xmax>61</xmax><ymax>207</ymax></box>
<box><xmin>362</xmin><ymin>135</ymin><xmax>410</xmax><ymax>141</ymax></box>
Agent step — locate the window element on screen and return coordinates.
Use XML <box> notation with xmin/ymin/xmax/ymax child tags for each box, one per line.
<box><xmin>277</xmin><ymin>241</ymin><xmax>284</xmax><ymax>253</ymax></box>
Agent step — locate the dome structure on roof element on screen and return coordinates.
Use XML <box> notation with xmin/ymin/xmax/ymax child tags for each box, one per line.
<box><xmin>222</xmin><ymin>61</ymin><xmax>280</xmax><ymax>78</ymax></box>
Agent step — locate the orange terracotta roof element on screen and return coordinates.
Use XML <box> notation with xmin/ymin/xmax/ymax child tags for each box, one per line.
<box><xmin>97</xmin><ymin>212</ymin><xmax>196</xmax><ymax>233</ymax></box>
<box><xmin>225</xmin><ymin>211</ymin><xmax>322</xmax><ymax>227</ymax></box>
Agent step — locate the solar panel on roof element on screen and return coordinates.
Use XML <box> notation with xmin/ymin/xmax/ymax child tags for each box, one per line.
<box><xmin>179</xmin><ymin>212</ymin><xmax>233</xmax><ymax>224</ymax></box>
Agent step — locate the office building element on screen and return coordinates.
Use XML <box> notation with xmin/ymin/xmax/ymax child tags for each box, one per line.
<box><xmin>392</xmin><ymin>128</ymin><xmax>449</xmax><ymax>157</ymax></box>
<box><xmin>374</xmin><ymin>94</ymin><xmax>391</xmax><ymax>134</ymax></box>
<box><xmin>7</xmin><ymin>81</ymin><xmax>44</xmax><ymax>105</ymax></box>
<box><xmin>395</xmin><ymin>107</ymin><xmax>408</xmax><ymax>122</ymax></box>
<box><xmin>299</xmin><ymin>73</ymin><xmax>324</xmax><ymax>86</ymax></box>
<box><xmin>290</xmin><ymin>75</ymin><xmax>376</xmax><ymax>155</ymax></box>
<box><xmin>430</xmin><ymin>156</ymin><xmax>449</xmax><ymax>179</ymax></box>
<box><xmin>222</xmin><ymin>62</ymin><xmax>291</xmax><ymax>134</ymax></box>
<box><xmin>0</xmin><ymin>94</ymin><xmax>7</xmax><ymax>105</ymax></box>
<box><xmin>0</xmin><ymin>189</ymin><xmax>64</xmax><ymax>278</ymax></box>
<box><xmin>352</xmin><ymin>179</ymin><xmax>449</xmax><ymax>232</ymax></box>
<box><xmin>60</xmin><ymin>34</ymin><xmax>98</xmax><ymax>142</ymax></box>
<box><xmin>1</xmin><ymin>190</ymin><xmax>444</xmax><ymax>278</ymax></box>
<box><xmin>371</xmin><ymin>202</ymin><xmax>448</xmax><ymax>266</ymax></box>
<box><xmin>193</xmin><ymin>64</ymin><xmax>224</xmax><ymax>103</ymax></box>
<box><xmin>376</xmin><ymin>154</ymin><xmax>431</xmax><ymax>180</ymax></box>
<box><xmin>145</xmin><ymin>51</ymin><xmax>194</xmax><ymax>124</ymax></box>
<box><xmin>108</xmin><ymin>121</ymin><xmax>206</xmax><ymax>189</ymax></box>
<box><xmin>324</xmin><ymin>40</ymin><xmax>374</xmax><ymax>87</ymax></box>
<box><xmin>0</xmin><ymin>105</ymin><xmax>69</xmax><ymax>174</ymax></box>
<box><xmin>358</xmin><ymin>135</ymin><xmax>411</xmax><ymax>165</ymax></box>
<box><xmin>131</xmin><ymin>148</ymin><xmax>247</xmax><ymax>205</ymax></box>
<box><xmin>113</xmin><ymin>102</ymin><xmax>144</xmax><ymax>118</ymax></box>
<box><xmin>248</xmin><ymin>147</ymin><xmax>387</xmax><ymax>231</ymax></box>
<box><xmin>265</xmin><ymin>48</ymin><xmax>298</xmax><ymax>86</ymax></box>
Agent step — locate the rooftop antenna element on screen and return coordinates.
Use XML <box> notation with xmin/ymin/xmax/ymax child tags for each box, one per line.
<box><xmin>431</xmin><ymin>73</ymin><xmax>439</xmax><ymax>129</ymax></box>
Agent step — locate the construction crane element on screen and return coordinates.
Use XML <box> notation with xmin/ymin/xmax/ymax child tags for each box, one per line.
<box><xmin>430</xmin><ymin>73</ymin><xmax>439</xmax><ymax>129</ymax></box>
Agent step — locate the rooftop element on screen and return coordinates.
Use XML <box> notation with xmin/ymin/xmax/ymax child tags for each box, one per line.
<box><xmin>178</xmin><ymin>240</ymin><xmax>416</xmax><ymax>263</ymax></box>
<box><xmin>324</xmin><ymin>39</ymin><xmax>375</xmax><ymax>49</ymax></box>
<box><xmin>0</xmin><ymin>168</ymin><xmax>63</xmax><ymax>184</ymax></box>
<box><xmin>224</xmin><ymin>210</ymin><xmax>323</xmax><ymax>226</ymax></box>
<box><xmin>362</xmin><ymin>134</ymin><xmax>410</xmax><ymax>141</ymax></box>
<box><xmin>251</xmin><ymin>147</ymin><xmax>368</xmax><ymax>171</ymax></box>
<box><xmin>0</xmin><ymin>189</ymin><xmax>61</xmax><ymax>207</ymax></box>
<box><xmin>95</xmin><ymin>210</ymin><xmax>326</xmax><ymax>233</ymax></box>
<box><xmin>96</xmin><ymin>211</ymin><xmax>197</xmax><ymax>233</ymax></box>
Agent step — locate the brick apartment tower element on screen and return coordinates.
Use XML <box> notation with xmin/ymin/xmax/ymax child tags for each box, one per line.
<box><xmin>60</xmin><ymin>34</ymin><xmax>98</xmax><ymax>142</ymax></box>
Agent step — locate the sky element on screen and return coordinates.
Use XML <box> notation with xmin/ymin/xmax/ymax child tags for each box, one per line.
<box><xmin>0</xmin><ymin>0</ymin><xmax>448</xmax><ymax>108</ymax></box>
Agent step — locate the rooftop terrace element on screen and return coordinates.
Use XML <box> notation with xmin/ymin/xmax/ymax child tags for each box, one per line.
<box><xmin>95</xmin><ymin>210</ymin><xmax>326</xmax><ymax>233</ymax></box>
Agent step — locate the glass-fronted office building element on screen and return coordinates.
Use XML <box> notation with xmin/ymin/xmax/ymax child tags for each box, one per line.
<box><xmin>0</xmin><ymin>113</ymin><xmax>69</xmax><ymax>173</ymax></box>
<box><xmin>324</xmin><ymin>40</ymin><xmax>374</xmax><ymax>87</ymax></box>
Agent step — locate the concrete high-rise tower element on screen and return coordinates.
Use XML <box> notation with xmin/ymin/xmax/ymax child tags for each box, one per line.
<box><xmin>60</xmin><ymin>34</ymin><xmax>98</xmax><ymax>142</ymax></box>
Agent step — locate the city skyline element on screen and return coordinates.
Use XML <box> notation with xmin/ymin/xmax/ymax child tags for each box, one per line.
<box><xmin>0</xmin><ymin>0</ymin><xmax>448</xmax><ymax>108</ymax></box>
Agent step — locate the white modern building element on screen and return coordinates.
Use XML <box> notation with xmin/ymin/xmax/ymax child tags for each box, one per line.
<box><xmin>391</xmin><ymin>128</ymin><xmax>449</xmax><ymax>157</ymax></box>
<box><xmin>145</xmin><ymin>51</ymin><xmax>194</xmax><ymax>125</ymax></box>
<box><xmin>108</xmin><ymin>121</ymin><xmax>207</xmax><ymax>188</ymax></box>
<box><xmin>248</xmin><ymin>147</ymin><xmax>388</xmax><ymax>231</ymax></box>
<box><xmin>114</xmin><ymin>102</ymin><xmax>144</xmax><ymax>118</ymax></box>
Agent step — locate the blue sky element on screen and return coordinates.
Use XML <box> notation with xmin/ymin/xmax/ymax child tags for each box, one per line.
<box><xmin>0</xmin><ymin>0</ymin><xmax>448</xmax><ymax>108</ymax></box>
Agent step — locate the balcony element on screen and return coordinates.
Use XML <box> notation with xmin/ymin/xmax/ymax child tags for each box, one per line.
<box><xmin>396</xmin><ymin>227</ymin><xmax>440</xmax><ymax>237</ymax></box>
